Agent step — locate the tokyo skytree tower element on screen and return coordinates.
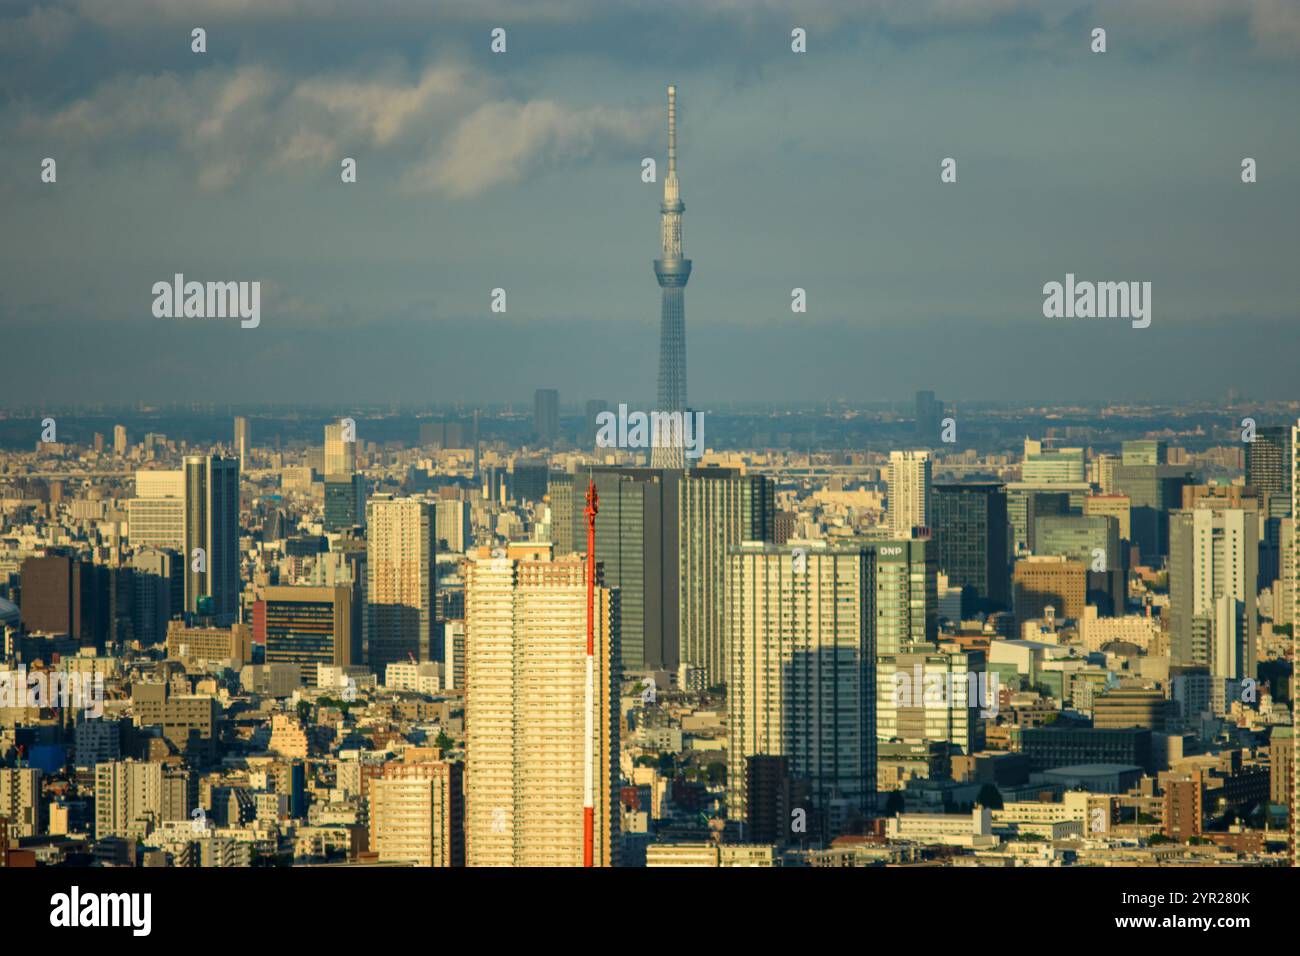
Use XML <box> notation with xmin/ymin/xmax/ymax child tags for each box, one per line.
<box><xmin>650</xmin><ymin>84</ymin><xmax>691</xmax><ymax>469</ymax></box>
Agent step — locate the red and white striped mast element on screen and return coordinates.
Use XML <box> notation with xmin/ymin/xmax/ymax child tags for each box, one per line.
<box><xmin>583</xmin><ymin>480</ymin><xmax>599</xmax><ymax>867</ymax></box>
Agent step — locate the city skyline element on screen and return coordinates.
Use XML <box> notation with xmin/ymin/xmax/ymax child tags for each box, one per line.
<box><xmin>2</xmin><ymin>0</ymin><xmax>1298</xmax><ymax>908</ymax></box>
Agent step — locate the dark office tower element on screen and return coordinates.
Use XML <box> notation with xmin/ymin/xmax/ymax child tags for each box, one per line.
<box><xmin>1034</xmin><ymin>513</ymin><xmax>1125</xmax><ymax>615</ymax></box>
<box><xmin>131</xmin><ymin>548</ymin><xmax>182</xmax><ymax>645</ymax></box>
<box><xmin>263</xmin><ymin>586</ymin><xmax>360</xmax><ymax>686</ymax></box>
<box><xmin>19</xmin><ymin>554</ymin><xmax>108</xmax><ymax>650</ymax></box>
<box><xmin>107</xmin><ymin>567</ymin><xmax>135</xmax><ymax>646</ymax></box>
<box><xmin>183</xmin><ymin>455</ymin><xmax>241</xmax><ymax>625</ymax></box>
<box><xmin>651</xmin><ymin>85</ymin><xmax>691</xmax><ymax>470</ymax></box>
<box><xmin>585</xmin><ymin>400</ymin><xmax>609</xmax><ymax>448</ymax></box>
<box><xmin>1247</xmin><ymin>426</ymin><xmax>1292</xmax><ymax>501</ymax></box>
<box><xmin>533</xmin><ymin>389</ymin><xmax>559</xmax><ymax>446</ymax></box>
<box><xmin>915</xmin><ymin>390</ymin><xmax>943</xmax><ymax>441</ymax></box>
<box><xmin>1025</xmin><ymin>491</ymin><xmax>1071</xmax><ymax>552</ymax></box>
<box><xmin>1112</xmin><ymin>441</ymin><xmax>1191</xmax><ymax>562</ymax></box>
<box><xmin>931</xmin><ymin>483</ymin><xmax>1009</xmax><ymax>616</ymax></box>
<box><xmin>324</xmin><ymin>474</ymin><xmax>367</xmax><ymax>533</ymax></box>
<box><xmin>576</xmin><ymin>466</ymin><xmax>679</xmax><ymax>672</ymax></box>
<box><xmin>678</xmin><ymin>468</ymin><xmax>776</xmax><ymax>685</ymax></box>
<box><xmin>512</xmin><ymin>460</ymin><xmax>550</xmax><ymax>504</ymax></box>
<box><xmin>548</xmin><ymin>473</ymin><xmax>576</xmax><ymax>555</ymax></box>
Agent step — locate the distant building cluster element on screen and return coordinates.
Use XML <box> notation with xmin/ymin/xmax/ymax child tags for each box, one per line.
<box><xmin>0</xmin><ymin>401</ymin><xmax>1294</xmax><ymax>869</ymax></box>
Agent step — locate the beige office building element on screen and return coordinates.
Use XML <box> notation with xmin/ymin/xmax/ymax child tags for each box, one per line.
<box><xmin>166</xmin><ymin>620</ymin><xmax>252</xmax><ymax>667</ymax></box>
<box><xmin>464</xmin><ymin>544</ymin><xmax>620</xmax><ymax>866</ymax></box>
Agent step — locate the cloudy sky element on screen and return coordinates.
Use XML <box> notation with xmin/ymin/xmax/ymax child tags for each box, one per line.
<box><xmin>1</xmin><ymin>0</ymin><xmax>1298</xmax><ymax>407</ymax></box>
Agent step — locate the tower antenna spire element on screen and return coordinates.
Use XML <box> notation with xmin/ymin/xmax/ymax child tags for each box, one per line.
<box><xmin>667</xmin><ymin>84</ymin><xmax>677</xmax><ymax>177</ymax></box>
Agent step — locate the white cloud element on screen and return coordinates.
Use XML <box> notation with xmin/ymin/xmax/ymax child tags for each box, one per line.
<box><xmin>408</xmin><ymin>99</ymin><xmax>656</xmax><ymax>198</ymax></box>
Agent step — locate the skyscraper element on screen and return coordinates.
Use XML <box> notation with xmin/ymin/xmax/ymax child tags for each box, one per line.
<box><xmin>18</xmin><ymin>553</ymin><xmax>108</xmax><ymax>650</ymax></box>
<box><xmin>463</xmin><ymin>545</ymin><xmax>620</xmax><ymax>866</ymax></box>
<box><xmin>370</xmin><ymin>760</ymin><xmax>464</xmax><ymax>867</ymax></box>
<box><xmin>1246</xmin><ymin>425</ymin><xmax>1292</xmax><ymax>499</ymax></box>
<box><xmin>575</xmin><ymin>466</ymin><xmax>679</xmax><ymax>672</ymax></box>
<box><xmin>323</xmin><ymin>474</ymin><xmax>367</xmax><ymax>533</ymax></box>
<box><xmin>533</xmin><ymin>389</ymin><xmax>559</xmax><ymax>447</ymax></box>
<box><xmin>263</xmin><ymin>585</ymin><xmax>360</xmax><ymax>686</ymax></box>
<box><xmin>1168</xmin><ymin>505</ymin><xmax>1258</xmax><ymax>682</ymax></box>
<box><xmin>233</xmin><ymin>416</ymin><xmax>251</xmax><ymax>471</ymax></box>
<box><xmin>932</xmin><ymin>482</ymin><xmax>1010</xmax><ymax>615</ymax></box>
<box><xmin>650</xmin><ymin>85</ymin><xmax>691</xmax><ymax>469</ymax></box>
<box><xmin>678</xmin><ymin>467</ymin><xmax>775</xmax><ymax>685</ymax></box>
<box><xmin>726</xmin><ymin>544</ymin><xmax>875</xmax><ymax>834</ymax></box>
<box><xmin>183</xmin><ymin>455</ymin><xmax>240</xmax><ymax>624</ymax></box>
<box><xmin>887</xmin><ymin>450</ymin><xmax>932</xmax><ymax>538</ymax></box>
<box><xmin>365</xmin><ymin>495</ymin><xmax>436</xmax><ymax>672</ymax></box>
<box><xmin>324</xmin><ymin>421</ymin><xmax>355</xmax><ymax>477</ymax></box>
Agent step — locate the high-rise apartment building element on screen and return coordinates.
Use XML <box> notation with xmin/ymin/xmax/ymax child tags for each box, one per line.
<box><xmin>434</xmin><ymin>498</ymin><xmax>471</xmax><ymax>553</ymax></box>
<box><xmin>366</xmin><ymin>496</ymin><xmax>436</xmax><ymax>673</ymax></box>
<box><xmin>876</xmin><ymin>645</ymin><xmax>986</xmax><ymax>755</ymax></box>
<box><xmin>463</xmin><ymin>545</ymin><xmax>620</xmax><ymax>866</ymax></box>
<box><xmin>0</xmin><ymin>768</ymin><xmax>42</xmax><ymax>838</ymax></box>
<box><xmin>887</xmin><ymin>450</ymin><xmax>931</xmax><ymax>539</ymax></box>
<box><xmin>1168</xmin><ymin>505</ymin><xmax>1258</xmax><ymax>681</ymax></box>
<box><xmin>113</xmin><ymin>425</ymin><xmax>127</xmax><ymax>456</ymax></box>
<box><xmin>94</xmin><ymin>760</ymin><xmax>163</xmax><ymax>840</ymax></box>
<box><xmin>183</xmin><ymin>455</ymin><xmax>240</xmax><ymax>624</ymax></box>
<box><xmin>370</xmin><ymin>760</ymin><xmax>464</xmax><ymax>867</ymax></box>
<box><xmin>726</xmin><ymin>544</ymin><xmax>875</xmax><ymax>832</ymax></box>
